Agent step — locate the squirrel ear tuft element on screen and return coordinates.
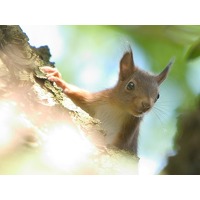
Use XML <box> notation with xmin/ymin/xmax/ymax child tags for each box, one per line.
<box><xmin>119</xmin><ymin>48</ymin><xmax>135</xmax><ymax>81</ymax></box>
<box><xmin>156</xmin><ymin>57</ymin><xmax>175</xmax><ymax>85</ymax></box>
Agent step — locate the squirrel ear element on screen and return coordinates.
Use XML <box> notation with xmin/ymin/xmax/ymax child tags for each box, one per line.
<box><xmin>156</xmin><ymin>57</ymin><xmax>175</xmax><ymax>85</ymax></box>
<box><xmin>119</xmin><ymin>49</ymin><xmax>135</xmax><ymax>81</ymax></box>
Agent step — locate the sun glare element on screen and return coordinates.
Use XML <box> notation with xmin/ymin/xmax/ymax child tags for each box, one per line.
<box><xmin>0</xmin><ymin>101</ymin><xmax>17</xmax><ymax>147</ymax></box>
<box><xmin>42</xmin><ymin>124</ymin><xmax>95</xmax><ymax>171</ymax></box>
<box><xmin>138</xmin><ymin>157</ymin><xmax>158</xmax><ymax>175</ymax></box>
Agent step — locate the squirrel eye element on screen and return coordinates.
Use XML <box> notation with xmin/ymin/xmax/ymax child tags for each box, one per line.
<box><xmin>127</xmin><ymin>82</ymin><xmax>135</xmax><ymax>90</ymax></box>
<box><xmin>154</xmin><ymin>93</ymin><xmax>160</xmax><ymax>102</ymax></box>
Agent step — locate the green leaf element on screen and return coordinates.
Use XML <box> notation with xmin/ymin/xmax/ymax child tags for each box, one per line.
<box><xmin>187</xmin><ymin>39</ymin><xmax>200</xmax><ymax>60</ymax></box>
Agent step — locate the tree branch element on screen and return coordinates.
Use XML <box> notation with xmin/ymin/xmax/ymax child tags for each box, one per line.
<box><xmin>0</xmin><ymin>25</ymin><xmax>138</xmax><ymax>174</ymax></box>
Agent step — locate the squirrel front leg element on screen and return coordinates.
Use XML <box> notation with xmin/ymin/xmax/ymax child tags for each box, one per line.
<box><xmin>42</xmin><ymin>67</ymin><xmax>95</xmax><ymax>116</ymax></box>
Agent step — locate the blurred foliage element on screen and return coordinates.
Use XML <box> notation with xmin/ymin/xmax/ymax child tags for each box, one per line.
<box><xmin>12</xmin><ymin>25</ymin><xmax>200</xmax><ymax>174</ymax></box>
<box><xmin>116</xmin><ymin>26</ymin><xmax>200</xmax><ymax>107</ymax></box>
<box><xmin>57</xmin><ymin>25</ymin><xmax>200</xmax><ymax>109</ymax></box>
<box><xmin>54</xmin><ymin>25</ymin><xmax>200</xmax><ymax>173</ymax></box>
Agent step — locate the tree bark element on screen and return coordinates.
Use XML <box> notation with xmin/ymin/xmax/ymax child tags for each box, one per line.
<box><xmin>0</xmin><ymin>25</ymin><xmax>138</xmax><ymax>174</ymax></box>
<box><xmin>162</xmin><ymin>95</ymin><xmax>200</xmax><ymax>175</ymax></box>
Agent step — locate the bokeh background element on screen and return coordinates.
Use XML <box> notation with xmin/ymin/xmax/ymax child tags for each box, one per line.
<box><xmin>21</xmin><ymin>25</ymin><xmax>200</xmax><ymax>174</ymax></box>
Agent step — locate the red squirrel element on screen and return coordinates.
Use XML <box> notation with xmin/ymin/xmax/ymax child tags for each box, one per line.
<box><xmin>42</xmin><ymin>47</ymin><xmax>174</xmax><ymax>155</ymax></box>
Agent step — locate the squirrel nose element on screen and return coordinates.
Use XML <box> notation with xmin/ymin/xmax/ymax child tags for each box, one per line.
<box><xmin>141</xmin><ymin>101</ymin><xmax>151</xmax><ymax>111</ymax></box>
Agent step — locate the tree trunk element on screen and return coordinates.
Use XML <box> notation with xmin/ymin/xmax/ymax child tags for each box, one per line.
<box><xmin>162</xmin><ymin>95</ymin><xmax>200</xmax><ymax>175</ymax></box>
<box><xmin>0</xmin><ymin>25</ymin><xmax>138</xmax><ymax>174</ymax></box>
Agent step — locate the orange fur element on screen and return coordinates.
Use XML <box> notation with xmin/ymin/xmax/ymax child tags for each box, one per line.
<box><xmin>42</xmin><ymin>48</ymin><xmax>173</xmax><ymax>155</ymax></box>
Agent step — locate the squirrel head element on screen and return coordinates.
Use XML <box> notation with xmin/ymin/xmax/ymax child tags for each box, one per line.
<box><xmin>113</xmin><ymin>47</ymin><xmax>174</xmax><ymax>117</ymax></box>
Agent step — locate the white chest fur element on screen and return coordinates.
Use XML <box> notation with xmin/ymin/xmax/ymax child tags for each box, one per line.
<box><xmin>94</xmin><ymin>104</ymin><xmax>127</xmax><ymax>144</ymax></box>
